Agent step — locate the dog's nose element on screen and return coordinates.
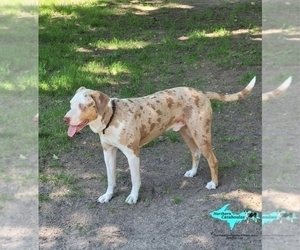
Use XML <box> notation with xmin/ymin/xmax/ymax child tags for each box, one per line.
<box><xmin>63</xmin><ymin>117</ymin><xmax>70</xmax><ymax>125</ymax></box>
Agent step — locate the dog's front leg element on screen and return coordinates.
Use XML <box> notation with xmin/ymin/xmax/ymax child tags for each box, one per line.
<box><xmin>98</xmin><ymin>146</ymin><xmax>117</xmax><ymax>203</ymax></box>
<box><xmin>125</xmin><ymin>153</ymin><xmax>141</xmax><ymax>204</ymax></box>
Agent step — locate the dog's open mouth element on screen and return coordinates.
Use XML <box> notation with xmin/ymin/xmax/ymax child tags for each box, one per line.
<box><xmin>68</xmin><ymin>120</ymin><xmax>89</xmax><ymax>137</ymax></box>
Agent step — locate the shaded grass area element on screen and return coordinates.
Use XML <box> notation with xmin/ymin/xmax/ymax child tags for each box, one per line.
<box><xmin>262</xmin><ymin>1</ymin><xmax>300</xmax><ymax>69</ymax></box>
<box><xmin>39</xmin><ymin>0</ymin><xmax>261</xmax><ymax>97</ymax></box>
<box><xmin>0</xmin><ymin>2</ymin><xmax>38</xmax><ymax>179</ymax></box>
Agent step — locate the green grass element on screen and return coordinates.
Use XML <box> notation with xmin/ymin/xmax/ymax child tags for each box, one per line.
<box><xmin>0</xmin><ymin>194</ymin><xmax>16</xmax><ymax>203</ymax></box>
<box><xmin>219</xmin><ymin>136</ymin><xmax>240</xmax><ymax>143</ymax></box>
<box><xmin>39</xmin><ymin>193</ymin><xmax>51</xmax><ymax>203</ymax></box>
<box><xmin>40</xmin><ymin>170</ymin><xmax>77</xmax><ymax>187</ymax></box>
<box><xmin>218</xmin><ymin>151</ymin><xmax>242</xmax><ymax>169</ymax></box>
<box><xmin>239</xmin><ymin>164</ymin><xmax>261</xmax><ymax>191</ymax></box>
<box><xmin>238</xmin><ymin>71</ymin><xmax>257</xmax><ymax>85</ymax></box>
<box><xmin>76</xmin><ymin>223</ymin><xmax>88</xmax><ymax>236</ymax></box>
<box><xmin>171</xmin><ymin>195</ymin><xmax>183</xmax><ymax>204</ymax></box>
<box><xmin>165</xmin><ymin>130</ymin><xmax>181</xmax><ymax>143</ymax></box>
<box><xmin>87</xmin><ymin>202</ymin><xmax>97</xmax><ymax>209</ymax></box>
<box><xmin>263</xmin><ymin>2</ymin><xmax>300</xmax><ymax>67</ymax></box>
<box><xmin>0</xmin><ymin>1</ymin><xmax>38</xmax><ymax>207</ymax></box>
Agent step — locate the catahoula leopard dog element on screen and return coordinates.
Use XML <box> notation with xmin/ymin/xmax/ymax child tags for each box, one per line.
<box><xmin>63</xmin><ymin>77</ymin><xmax>256</xmax><ymax>204</ymax></box>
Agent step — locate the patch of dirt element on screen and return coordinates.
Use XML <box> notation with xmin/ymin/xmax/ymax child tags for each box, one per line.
<box><xmin>39</xmin><ymin>1</ymin><xmax>263</xmax><ymax>249</ymax></box>
<box><xmin>0</xmin><ymin>152</ymin><xmax>38</xmax><ymax>249</ymax></box>
<box><xmin>262</xmin><ymin>67</ymin><xmax>300</xmax><ymax>249</ymax></box>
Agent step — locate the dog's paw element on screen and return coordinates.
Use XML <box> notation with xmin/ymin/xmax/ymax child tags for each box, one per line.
<box><xmin>98</xmin><ymin>193</ymin><xmax>113</xmax><ymax>203</ymax></box>
<box><xmin>205</xmin><ymin>181</ymin><xmax>217</xmax><ymax>190</ymax></box>
<box><xmin>125</xmin><ymin>194</ymin><xmax>138</xmax><ymax>204</ymax></box>
<box><xmin>184</xmin><ymin>169</ymin><xmax>196</xmax><ymax>178</ymax></box>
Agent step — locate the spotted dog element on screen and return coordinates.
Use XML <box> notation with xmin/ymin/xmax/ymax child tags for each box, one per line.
<box><xmin>63</xmin><ymin>78</ymin><xmax>255</xmax><ymax>204</ymax></box>
<box><xmin>262</xmin><ymin>76</ymin><xmax>291</xmax><ymax>101</ymax></box>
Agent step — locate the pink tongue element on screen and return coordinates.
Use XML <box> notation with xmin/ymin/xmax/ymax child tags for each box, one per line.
<box><xmin>68</xmin><ymin>126</ymin><xmax>77</xmax><ymax>137</ymax></box>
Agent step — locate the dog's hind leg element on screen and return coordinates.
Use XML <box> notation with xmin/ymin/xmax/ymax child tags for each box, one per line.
<box><xmin>201</xmin><ymin>143</ymin><xmax>218</xmax><ymax>189</ymax></box>
<box><xmin>186</xmin><ymin>118</ymin><xmax>218</xmax><ymax>189</ymax></box>
<box><xmin>179</xmin><ymin>126</ymin><xmax>201</xmax><ymax>178</ymax></box>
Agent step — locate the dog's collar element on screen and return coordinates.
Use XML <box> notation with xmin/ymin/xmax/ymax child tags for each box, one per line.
<box><xmin>102</xmin><ymin>100</ymin><xmax>116</xmax><ymax>134</ymax></box>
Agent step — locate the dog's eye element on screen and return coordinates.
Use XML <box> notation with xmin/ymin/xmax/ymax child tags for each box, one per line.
<box><xmin>79</xmin><ymin>103</ymin><xmax>87</xmax><ymax>111</ymax></box>
<box><xmin>86</xmin><ymin>102</ymin><xmax>95</xmax><ymax>108</ymax></box>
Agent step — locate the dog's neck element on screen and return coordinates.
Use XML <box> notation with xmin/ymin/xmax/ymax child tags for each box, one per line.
<box><xmin>102</xmin><ymin>99</ymin><xmax>116</xmax><ymax>134</ymax></box>
<box><xmin>88</xmin><ymin>99</ymin><xmax>115</xmax><ymax>134</ymax></box>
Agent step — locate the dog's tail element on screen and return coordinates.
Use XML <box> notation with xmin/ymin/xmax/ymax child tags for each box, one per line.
<box><xmin>204</xmin><ymin>77</ymin><xmax>256</xmax><ymax>102</ymax></box>
<box><xmin>262</xmin><ymin>76</ymin><xmax>291</xmax><ymax>101</ymax></box>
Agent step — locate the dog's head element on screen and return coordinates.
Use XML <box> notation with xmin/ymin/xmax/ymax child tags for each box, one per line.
<box><xmin>63</xmin><ymin>87</ymin><xmax>110</xmax><ymax>137</ymax></box>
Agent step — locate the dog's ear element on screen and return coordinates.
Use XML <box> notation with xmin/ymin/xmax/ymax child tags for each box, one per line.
<box><xmin>89</xmin><ymin>91</ymin><xmax>110</xmax><ymax>116</ymax></box>
<box><xmin>76</xmin><ymin>87</ymin><xmax>86</xmax><ymax>93</ymax></box>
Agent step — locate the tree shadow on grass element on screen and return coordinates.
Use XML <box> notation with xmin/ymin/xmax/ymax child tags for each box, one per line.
<box><xmin>39</xmin><ymin>0</ymin><xmax>262</xmax><ymax>98</ymax></box>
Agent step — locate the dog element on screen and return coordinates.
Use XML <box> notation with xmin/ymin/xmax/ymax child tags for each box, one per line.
<box><xmin>63</xmin><ymin>77</ymin><xmax>255</xmax><ymax>204</ymax></box>
<box><xmin>262</xmin><ymin>76</ymin><xmax>291</xmax><ymax>101</ymax></box>
<box><xmin>244</xmin><ymin>210</ymin><xmax>258</xmax><ymax>223</ymax></box>
<box><xmin>277</xmin><ymin>211</ymin><xmax>294</xmax><ymax>223</ymax></box>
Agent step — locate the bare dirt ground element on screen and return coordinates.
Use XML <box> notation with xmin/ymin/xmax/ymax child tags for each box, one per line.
<box><xmin>262</xmin><ymin>67</ymin><xmax>300</xmax><ymax>249</ymax></box>
<box><xmin>0</xmin><ymin>109</ymin><xmax>38</xmax><ymax>250</ymax></box>
<box><xmin>0</xmin><ymin>152</ymin><xmax>38</xmax><ymax>250</ymax></box>
<box><xmin>39</xmin><ymin>1</ymin><xmax>262</xmax><ymax>249</ymax></box>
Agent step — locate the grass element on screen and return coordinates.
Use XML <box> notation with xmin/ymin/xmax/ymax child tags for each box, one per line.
<box><xmin>239</xmin><ymin>164</ymin><xmax>261</xmax><ymax>191</ymax></box>
<box><xmin>76</xmin><ymin>223</ymin><xmax>88</xmax><ymax>236</ymax></box>
<box><xmin>263</xmin><ymin>2</ymin><xmax>300</xmax><ymax>67</ymax></box>
<box><xmin>39</xmin><ymin>193</ymin><xmax>51</xmax><ymax>203</ymax></box>
<box><xmin>39</xmin><ymin>0</ymin><xmax>261</xmax><ymax>200</ymax></box>
<box><xmin>0</xmin><ymin>1</ymin><xmax>38</xmax><ymax>206</ymax></box>
<box><xmin>0</xmin><ymin>194</ymin><xmax>16</xmax><ymax>203</ymax></box>
<box><xmin>218</xmin><ymin>152</ymin><xmax>242</xmax><ymax>169</ymax></box>
<box><xmin>141</xmin><ymin>198</ymin><xmax>151</xmax><ymax>207</ymax></box>
<box><xmin>238</xmin><ymin>71</ymin><xmax>257</xmax><ymax>85</ymax></box>
<box><xmin>40</xmin><ymin>168</ymin><xmax>76</xmax><ymax>185</ymax></box>
<box><xmin>220</xmin><ymin>193</ymin><xmax>229</xmax><ymax>201</ymax></box>
<box><xmin>87</xmin><ymin>202</ymin><xmax>97</xmax><ymax>209</ymax></box>
<box><xmin>219</xmin><ymin>136</ymin><xmax>240</xmax><ymax>143</ymax></box>
<box><xmin>171</xmin><ymin>195</ymin><xmax>183</xmax><ymax>204</ymax></box>
<box><xmin>165</xmin><ymin>130</ymin><xmax>181</xmax><ymax>143</ymax></box>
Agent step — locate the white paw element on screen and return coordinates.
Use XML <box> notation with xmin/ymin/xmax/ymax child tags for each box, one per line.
<box><xmin>125</xmin><ymin>194</ymin><xmax>138</xmax><ymax>204</ymax></box>
<box><xmin>98</xmin><ymin>193</ymin><xmax>113</xmax><ymax>203</ymax></box>
<box><xmin>205</xmin><ymin>181</ymin><xmax>217</xmax><ymax>190</ymax></box>
<box><xmin>184</xmin><ymin>169</ymin><xmax>196</xmax><ymax>178</ymax></box>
